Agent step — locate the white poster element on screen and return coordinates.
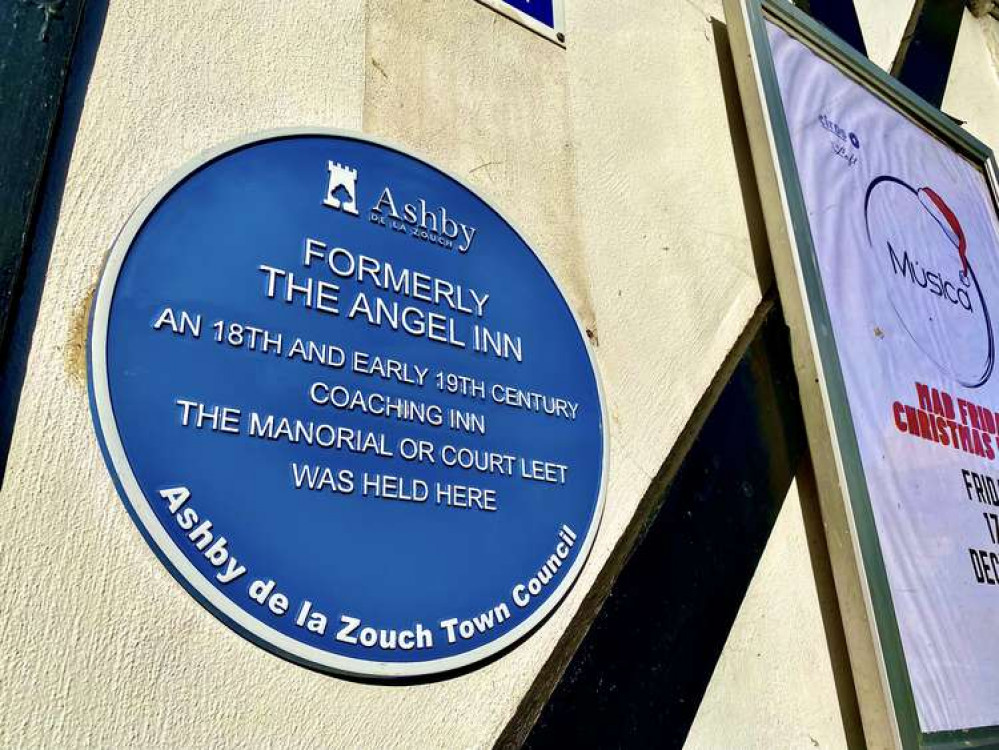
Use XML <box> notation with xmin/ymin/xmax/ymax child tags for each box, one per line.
<box><xmin>768</xmin><ymin>21</ymin><xmax>999</xmax><ymax>733</ymax></box>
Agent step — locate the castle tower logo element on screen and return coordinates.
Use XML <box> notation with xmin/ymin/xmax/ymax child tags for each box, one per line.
<box><xmin>865</xmin><ymin>175</ymin><xmax>995</xmax><ymax>388</ymax></box>
<box><xmin>323</xmin><ymin>161</ymin><xmax>359</xmax><ymax>216</ymax></box>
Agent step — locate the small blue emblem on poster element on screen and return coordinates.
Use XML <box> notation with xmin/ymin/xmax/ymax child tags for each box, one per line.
<box><xmin>89</xmin><ymin>130</ymin><xmax>606</xmax><ymax>678</ymax></box>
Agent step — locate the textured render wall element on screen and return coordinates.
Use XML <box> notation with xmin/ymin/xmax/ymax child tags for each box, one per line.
<box><xmin>564</xmin><ymin>0</ymin><xmax>767</xmax><ymax>485</ymax></box>
<box><xmin>943</xmin><ymin>11</ymin><xmax>999</xmax><ymax>153</ymax></box>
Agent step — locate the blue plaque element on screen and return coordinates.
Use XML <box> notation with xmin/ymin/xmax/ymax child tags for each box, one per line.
<box><xmin>88</xmin><ymin>130</ymin><xmax>607</xmax><ymax>678</ymax></box>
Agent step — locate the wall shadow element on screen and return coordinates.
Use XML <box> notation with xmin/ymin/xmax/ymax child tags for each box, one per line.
<box><xmin>0</xmin><ymin>0</ymin><xmax>110</xmax><ymax>483</ymax></box>
<box><xmin>795</xmin><ymin>454</ymin><xmax>867</xmax><ymax>748</ymax></box>
<box><xmin>711</xmin><ymin>18</ymin><xmax>773</xmax><ymax>295</ymax></box>
<box><xmin>522</xmin><ymin>303</ymin><xmax>806</xmax><ymax>749</ymax></box>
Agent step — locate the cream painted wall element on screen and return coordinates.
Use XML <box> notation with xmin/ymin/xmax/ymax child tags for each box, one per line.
<box><xmin>684</xmin><ymin>474</ymin><xmax>853</xmax><ymax>750</ymax></box>
<box><xmin>564</xmin><ymin>0</ymin><xmax>766</xmax><ymax>481</ymax></box>
<box><xmin>854</xmin><ymin>0</ymin><xmax>916</xmax><ymax>72</ymax></box>
<box><xmin>943</xmin><ymin>11</ymin><xmax>999</xmax><ymax>152</ymax></box>
<box><xmin>4</xmin><ymin>0</ymin><xmax>999</xmax><ymax>747</ymax></box>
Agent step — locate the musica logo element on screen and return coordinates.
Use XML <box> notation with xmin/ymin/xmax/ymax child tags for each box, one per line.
<box><xmin>865</xmin><ymin>176</ymin><xmax>994</xmax><ymax>387</ymax></box>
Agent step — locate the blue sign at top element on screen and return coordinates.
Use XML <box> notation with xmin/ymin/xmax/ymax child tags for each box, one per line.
<box><xmin>500</xmin><ymin>0</ymin><xmax>555</xmax><ymax>29</ymax></box>
<box><xmin>88</xmin><ymin>130</ymin><xmax>606</xmax><ymax>678</ymax></box>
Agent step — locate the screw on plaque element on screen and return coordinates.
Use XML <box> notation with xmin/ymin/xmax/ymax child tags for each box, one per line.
<box><xmin>21</xmin><ymin>0</ymin><xmax>65</xmax><ymax>42</ymax></box>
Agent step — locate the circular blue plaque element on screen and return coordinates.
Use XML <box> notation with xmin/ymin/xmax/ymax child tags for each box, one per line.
<box><xmin>89</xmin><ymin>130</ymin><xmax>607</xmax><ymax>678</ymax></box>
